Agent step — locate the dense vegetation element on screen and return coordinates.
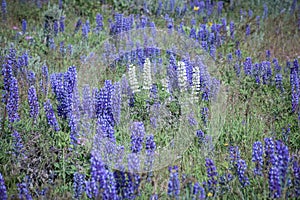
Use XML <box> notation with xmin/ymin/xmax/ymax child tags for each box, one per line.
<box><xmin>0</xmin><ymin>0</ymin><xmax>300</xmax><ymax>199</ymax></box>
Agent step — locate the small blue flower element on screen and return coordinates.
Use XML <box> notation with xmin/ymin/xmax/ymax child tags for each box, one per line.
<box><xmin>168</xmin><ymin>166</ymin><xmax>180</xmax><ymax>199</ymax></box>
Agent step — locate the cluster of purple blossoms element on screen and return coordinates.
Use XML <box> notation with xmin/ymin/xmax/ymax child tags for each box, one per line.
<box><xmin>7</xmin><ymin>77</ymin><xmax>20</xmax><ymax>123</ymax></box>
<box><xmin>196</xmin><ymin>129</ymin><xmax>205</xmax><ymax>145</ymax></box>
<box><xmin>95</xmin><ymin>13</ymin><xmax>103</xmax><ymax>32</ymax></box>
<box><xmin>21</xmin><ymin>19</ymin><xmax>27</xmax><ymax>34</ymax></box>
<box><xmin>74</xmin><ymin>18</ymin><xmax>82</xmax><ymax>33</ymax></box>
<box><xmin>269</xmin><ymin>166</ymin><xmax>281</xmax><ymax>198</ymax></box>
<box><xmin>87</xmin><ymin>154</ymin><xmax>118</xmax><ymax>199</ymax></box>
<box><xmin>28</xmin><ymin>86</ymin><xmax>39</xmax><ymax>120</ymax></box>
<box><xmin>276</xmin><ymin>140</ymin><xmax>289</xmax><ymax>188</ymax></box>
<box><xmin>236</xmin><ymin>159</ymin><xmax>250</xmax><ymax>187</ymax></box>
<box><xmin>0</xmin><ymin>173</ymin><xmax>8</xmax><ymax>200</ymax></box>
<box><xmin>50</xmin><ymin>66</ymin><xmax>78</xmax><ymax>119</ymax></box>
<box><xmin>59</xmin><ymin>16</ymin><xmax>65</xmax><ymax>32</ymax></box>
<box><xmin>290</xmin><ymin>59</ymin><xmax>299</xmax><ymax>113</ymax></box>
<box><xmin>12</xmin><ymin>130</ymin><xmax>25</xmax><ymax>158</ymax></box>
<box><xmin>44</xmin><ymin>99</ymin><xmax>60</xmax><ymax>131</ymax></box>
<box><xmin>73</xmin><ymin>172</ymin><xmax>85</xmax><ymax>199</ymax></box>
<box><xmin>252</xmin><ymin>141</ymin><xmax>264</xmax><ymax>176</ymax></box>
<box><xmin>205</xmin><ymin>158</ymin><xmax>218</xmax><ymax>189</ymax></box>
<box><xmin>17</xmin><ymin>181</ymin><xmax>33</xmax><ymax>200</ymax></box>
<box><xmin>192</xmin><ymin>182</ymin><xmax>205</xmax><ymax>200</ymax></box>
<box><xmin>53</xmin><ymin>20</ymin><xmax>59</xmax><ymax>36</ymax></box>
<box><xmin>168</xmin><ymin>166</ymin><xmax>180</xmax><ymax>199</ymax></box>
<box><xmin>292</xmin><ymin>160</ymin><xmax>300</xmax><ymax>197</ymax></box>
<box><xmin>264</xmin><ymin>137</ymin><xmax>277</xmax><ymax>167</ymax></box>
<box><xmin>144</xmin><ymin>134</ymin><xmax>156</xmax><ymax>173</ymax></box>
<box><xmin>243</xmin><ymin>57</ymin><xmax>252</xmax><ymax>76</ymax></box>
<box><xmin>130</xmin><ymin>122</ymin><xmax>145</xmax><ymax>153</ymax></box>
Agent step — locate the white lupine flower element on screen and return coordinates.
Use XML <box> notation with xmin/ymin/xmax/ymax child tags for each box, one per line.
<box><xmin>192</xmin><ymin>65</ymin><xmax>201</xmax><ymax>99</ymax></box>
<box><xmin>128</xmin><ymin>64</ymin><xmax>140</xmax><ymax>93</ymax></box>
<box><xmin>177</xmin><ymin>61</ymin><xmax>188</xmax><ymax>91</ymax></box>
<box><xmin>143</xmin><ymin>58</ymin><xmax>152</xmax><ymax>90</ymax></box>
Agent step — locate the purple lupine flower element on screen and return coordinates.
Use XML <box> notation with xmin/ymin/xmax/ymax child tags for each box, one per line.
<box><xmin>85</xmin><ymin>19</ymin><xmax>90</xmax><ymax>33</ymax></box>
<box><xmin>59</xmin><ymin>16</ymin><xmax>65</xmax><ymax>32</ymax></box>
<box><xmin>53</xmin><ymin>20</ymin><xmax>58</xmax><ymax>36</ymax></box>
<box><xmin>49</xmin><ymin>38</ymin><xmax>55</xmax><ymax>50</ymax></box>
<box><xmin>145</xmin><ymin>134</ymin><xmax>156</xmax><ymax>173</ymax></box>
<box><xmin>96</xmin><ymin>116</ymin><xmax>115</xmax><ymax>142</ymax></box>
<box><xmin>2</xmin><ymin>62</ymin><xmax>13</xmax><ymax>104</ymax></box>
<box><xmin>245</xmin><ymin>24</ymin><xmax>250</xmax><ymax>37</ymax></box>
<box><xmin>82</xmin><ymin>24</ymin><xmax>88</xmax><ymax>39</ymax></box>
<box><xmin>90</xmin><ymin>154</ymin><xmax>109</xmax><ymax>198</ymax></box>
<box><xmin>276</xmin><ymin>140</ymin><xmax>289</xmax><ymax>188</ymax></box>
<box><xmin>292</xmin><ymin>160</ymin><xmax>300</xmax><ymax>197</ymax></box>
<box><xmin>168</xmin><ymin>166</ymin><xmax>180</xmax><ymax>199</ymax></box>
<box><xmin>235</xmin><ymin>49</ymin><xmax>242</xmax><ymax>60</ymax></box>
<box><xmin>248</xmin><ymin>9</ymin><xmax>253</xmax><ymax>18</ymax></box>
<box><xmin>236</xmin><ymin>159</ymin><xmax>250</xmax><ymax>187</ymax></box>
<box><xmin>73</xmin><ymin>172</ymin><xmax>85</xmax><ymax>199</ymax></box>
<box><xmin>95</xmin><ymin>13</ymin><xmax>103</xmax><ymax>32</ymax></box>
<box><xmin>95</xmin><ymin>81</ymin><xmax>114</xmax><ymax>126</ymax></box>
<box><xmin>192</xmin><ymin>182</ymin><xmax>205</xmax><ymax>200</ymax></box>
<box><xmin>275</xmin><ymin>73</ymin><xmax>284</xmax><ymax>93</ymax></box>
<box><xmin>205</xmin><ymin>158</ymin><xmax>218</xmax><ymax>188</ymax></box>
<box><xmin>2</xmin><ymin>0</ymin><xmax>7</xmax><ymax>21</ymax></box>
<box><xmin>227</xmin><ymin>53</ymin><xmax>233</xmax><ymax>63</ymax></box>
<box><xmin>27</xmin><ymin>70</ymin><xmax>35</xmax><ymax>86</ymax></box>
<box><xmin>252</xmin><ymin>141</ymin><xmax>264</xmax><ymax>176</ymax></box>
<box><xmin>262</xmin><ymin>61</ymin><xmax>272</xmax><ymax>84</ymax></box>
<box><xmin>7</xmin><ymin>76</ymin><xmax>20</xmax><ymax>123</ymax></box>
<box><xmin>230</xmin><ymin>21</ymin><xmax>235</xmax><ymax>40</ymax></box>
<box><xmin>44</xmin><ymin>99</ymin><xmax>60</xmax><ymax>131</ymax></box>
<box><xmin>196</xmin><ymin>129</ymin><xmax>205</xmax><ymax>145</ymax></box>
<box><xmin>103</xmin><ymin>171</ymin><xmax>118</xmax><ymax>200</ymax></box>
<box><xmin>264</xmin><ymin>138</ymin><xmax>277</xmax><ymax>167</ymax></box>
<box><xmin>290</xmin><ymin>66</ymin><xmax>299</xmax><ymax>112</ymax></box>
<box><xmin>28</xmin><ymin>86</ymin><xmax>39</xmax><ymax>120</ymax></box>
<box><xmin>243</xmin><ymin>57</ymin><xmax>252</xmax><ymax>76</ymax></box>
<box><xmin>273</xmin><ymin>58</ymin><xmax>281</xmax><ymax>72</ymax></box>
<box><xmin>112</xmin><ymin>82</ymin><xmax>121</xmax><ymax>125</ymax></box>
<box><xmin>74</xmin><ymin>18</ymin><xmax>82</xmax><ymax>33</ymax></box>
<box><xmin>269</xmin><ymin>166</ymin><xmax>281</xmax><ymax>198</ymax></box>
<box><xmin>130</xmin><ymin>122</ymin><xmax>145</xmax><ymax>153</ymax></box>
<box><xmin>22</xmin><ymin>19</ymin><xmax>27</xmax><ymax>34</ymax></box>
<box><xmin>253</xmin><ymin>63</ymin><xmax>261</xmax><ymax>84</ymax></box>
<box><xmin>0</xmin><ymin>173</ymin><xmax>7</xmax><ymax>200</ymax></box>
<box><xmin>12</xmin><ymin>130</ymin><xmax>24</xmax><ymax>158</ymax></box>
<box><xmin>17</xmin><ymin>182</ymin><xmax>33</xmax><ymax>200</ymax></box>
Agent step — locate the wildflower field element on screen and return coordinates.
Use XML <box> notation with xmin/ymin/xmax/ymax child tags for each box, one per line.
<box><xmin>1</xmin><ymin>0</ymin><xmax>300</xmax><ymax>199</ymax></box>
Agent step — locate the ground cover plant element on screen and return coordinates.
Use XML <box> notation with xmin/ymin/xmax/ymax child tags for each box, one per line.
<box><xmin>0</xmin><ymin>0</ymin><xmax>300</xmax><ymax>199</ymax></box>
